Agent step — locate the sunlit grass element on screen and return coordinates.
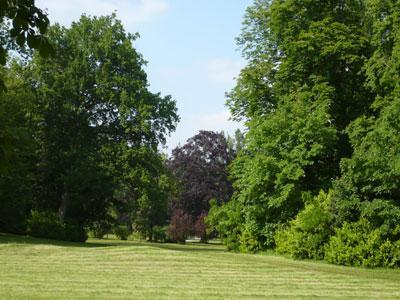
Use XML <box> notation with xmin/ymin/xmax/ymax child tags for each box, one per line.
<box><xmin>1</xmin><ymin>233</ymin><xmax>399</xmax><ymax>299</ymax></box>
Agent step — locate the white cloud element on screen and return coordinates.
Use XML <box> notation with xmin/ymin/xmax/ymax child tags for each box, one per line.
<box><xmin>205</xmin><ymin>58</ymin><xmax>244</xmax><ymax>84</ymax></box>
<box><xmin>37</xmin><ymin>0</ymin><xmax>169</xmax><ymax>27</ymax></box>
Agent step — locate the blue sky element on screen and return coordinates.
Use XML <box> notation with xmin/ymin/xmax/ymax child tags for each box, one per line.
<box><xmin>36</xmin><ymin>0</ymin><xmax>252</xmax><ymax>152</ymax></box>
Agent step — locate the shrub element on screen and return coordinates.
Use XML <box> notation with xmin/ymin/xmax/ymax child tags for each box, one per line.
<box><xmin>27</xmin><ymin>210</ymin><xmax>66</xmax><ymax>240</ymax></box>
<box><xmin>239</xmin><ymin>227</ymin><xmax>263</xmax><ymax>253</ymax></box>
<box><xmin>113</xmin><ymin>224</ymin><xmax>132</xmax><ymax>240</ymax></box>
<box><xmin>167</xmin><ymin>209</ymin><xmax>193</xmax><ymax>243</ymax></box>
<box><xmin>27</xmin><ymin>211</ymin><xmax>89</xmax><ymax>242</ymax></box>
<box><xmin>151</xmin><ymin>226</ymin><xmax>168</xmax><ymax>242</ymax></box>
<box><xmin>205</xmin><ymin>199</ymin><xmax>243</xmax><ymax>250</ymax></box>
<box><xmin>64</xmin><ymin>222</ymin><xmax>88</xmax><ymax>242</ymax></box>
<box><xmin>90</xmin><ymin>220</ymin><xmax>112</xmax><ymax>239</ymax></box>
<box><xmin>325</xmin><ymin>218</ymin><xmax>400</xmax><ymax>268</ymax></box>
<box><xmin>275</xmin><ymin>191</ymin><xmax>334</xmax><ymax>259</ymax></box>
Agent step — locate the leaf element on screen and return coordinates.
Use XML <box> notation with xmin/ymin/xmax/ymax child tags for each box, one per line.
<box><xmin>27</xmin><ymin>34</ymin><xmax>40</xmax><ymax>49</ymax></box>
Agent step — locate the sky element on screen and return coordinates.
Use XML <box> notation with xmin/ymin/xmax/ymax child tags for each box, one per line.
<box><xmin>36</xmin><ymin>0</ymin><xmax>252</xmax><ymax>152</ymax></box>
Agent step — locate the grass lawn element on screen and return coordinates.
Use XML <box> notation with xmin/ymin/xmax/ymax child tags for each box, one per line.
<box><xmin>0</xmin><ymin>233</ymin><xmax>399</xmax><ymax>299</ymax></box>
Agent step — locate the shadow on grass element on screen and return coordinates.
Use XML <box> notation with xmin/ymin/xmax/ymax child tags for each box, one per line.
<box><xmin>146</xmin><ymin>242</ymin><xmax>226</xmax><ymax>253</ymax></box>
<box><xmin>0</xmin><ymin>233</ymin><xmax>110</xmax><ymax>248</ymax></box>
<box><xmin>0</xmin><ymin>233</ymin><xmax>224</xmax><ymax>253</ymax></box>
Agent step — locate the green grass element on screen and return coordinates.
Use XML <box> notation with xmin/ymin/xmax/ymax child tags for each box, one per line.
<box><xmin>1</xmin><ymin>233</ymin><xmax>399</xmax><ymax>299</ymax></box>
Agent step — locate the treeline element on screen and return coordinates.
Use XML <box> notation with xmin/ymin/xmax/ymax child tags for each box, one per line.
<box><xmin>207</xmin><ymin>0</ymin><xmax>400</xmax><ymax>268</ymax></box>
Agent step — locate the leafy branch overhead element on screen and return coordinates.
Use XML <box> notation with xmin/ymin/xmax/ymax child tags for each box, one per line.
<box><xmin>0</xmin><ymin>0</ymin><xmax>53</xmax><ymax>90</ymax></box>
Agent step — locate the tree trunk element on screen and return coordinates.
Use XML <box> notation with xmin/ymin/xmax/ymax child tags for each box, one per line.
<box><xmin>59</xmin><ymin>183</ymin><xmax>69</xmax><ymax>222</ymax></box>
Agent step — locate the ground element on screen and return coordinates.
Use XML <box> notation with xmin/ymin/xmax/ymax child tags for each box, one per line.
<box><xmin>0</xmin><ymin>233</ymin><xmax>399</xmax><ymax>299</ymax></box>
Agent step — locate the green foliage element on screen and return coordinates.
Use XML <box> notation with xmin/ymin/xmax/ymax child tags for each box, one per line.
<box><xmin>27</xmin><ymin>211</ymin><xmax>66</xmax><ymax>241</ymax></box>
<box><xmin>0</xmin><ymin>0</ymin><xmax>52</xmax><ymax>90</ymax></box>
<box><xmin>90</xmin><ymin>220</ymin><xmax>112</xmax><ymax>239</ymax></box>
<box><xmin>275</xmin><ymin>191</ymin><xmax>333</xmax><ymax>259</ymax></box>
<box><xmin>221</xmin><ymin>0</ymin><xmax>400</xmax><ymax>267</ymax></box>
<box><xmin>113</xmin><ymin>225</ymin><xmax>132</xmax><ymax>241</ymax></box>
<box><xmin>20</xmin><ymin>14</ymin><xmax>178</xmax><ymax>237</ymax></box>
<box><xmin>129</xmin><ymin>151</ymin><xmax>175</xmax><ymax>240</ymax></box>
<box><xmin>1</xmin><ymin>13</ymin><xmax>178</xmax><ymax>242</ymax></box>
<box><xmin>325</xmin><ymin>219</ymin><xmax>400</xmax><ymax>268</ymax></box>
<box><xmin>206</xmin><ymin>199</ymin><xmax>243</xmax><ymax>251</ymax></box>
<box><xmin>0</xmin><ymin>69</ymin><xmax>36</xmax><ymax>234</ymax></box>
<box><xmin>27</xmin><ymin>211</ymin><xmax>88</xmax><ymax>242</ymax></box>
<box><xmin>151</xmin><ymin>226</ymin><xmax>169</xmax><ymax>243</ymax></box>
<box><xmin>229</xmin><ymin>81</ymin><xmax>337</xmax><ymax>252</ymax></box>
<box><xmin>64</xmin><ymin>222</ymin><xmax>88</xmax><ymax>243</ymax></box>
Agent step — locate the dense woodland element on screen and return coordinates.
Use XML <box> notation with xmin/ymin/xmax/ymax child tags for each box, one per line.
<box><xmin>1</xmin><ymin>0</ymin><xmax>400</xmax><ymax>268</ymax></box>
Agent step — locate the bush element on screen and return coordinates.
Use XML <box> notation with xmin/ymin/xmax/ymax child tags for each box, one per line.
<box><xmin>205</xmin><ymin>199</ymin><xmax>243</xmax><ymax>251</ymax></box>
<box><xmin>151</xmin><ymin>226</ymin><xmax>168</xmax><ymax>242</ymax></box>
<box><xmin>113</xmin><ymin>225</ymin><xmax>132</xmax><ymax>240</ymax></box>
<box><xmin>239</xmin><ymin>227</ymin><xmax>263</xmax><ymax>253</ymax></box>
<box><xmin>64</xmin><ymin>222</ymin><xmax>88</xmax><ymax>242</ymax></box>
<box><xmin>275</xmin><ymin>191</ymin><xmax>334</xmax><ymax>259</ymax></box>
<box><xmin>27</xmin><ymin>211</ymin><xmax>88</xmax><ymax>242</ymax></box>
<box><xmin>90</xmin><ymin>220</ymin><xmax>112</xmax><ymax>239</ymax></box>
<box><xmin>325</xmin><ymin>218</ymin><xmax>400</xmax><ymax>268</ymax></box>
<box><xmin>167</xmin><ymin>209</ymin><xmax>193</xmax><ymax>243</ymax></box>
<box><xmin>27</xmin><ymin>210</ymin><xmax>66</xmax><ymax>240</ymax></box>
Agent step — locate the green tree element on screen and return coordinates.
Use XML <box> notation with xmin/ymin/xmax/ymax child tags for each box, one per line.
<box><xmin>222</xmin><ymin>0</ymin><xmax>373</xmax><ymax>251</ymax></box>
<box><xmin>0</xmin><ymin>66</ymin><xmax>36</xmax><ymax>233</ymax></box>
<box><xmin>331</xmin><ymin>0</ymin><xmax>400</xmax><ymax>237</ymax></box>
<box><xmin>23</xmin><ymin>14</ymin><xmax>178</xmax><ymax>236</ymax></box>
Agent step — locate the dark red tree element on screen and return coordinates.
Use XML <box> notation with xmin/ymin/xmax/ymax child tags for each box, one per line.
<box><xmin>194</xmin><ymin>212</ymin><xmax>208</xmax><ymax>242</ymax></box>
<box><xmin>167</xmin><ymin>131</ymin><xmax>234</xmax><ymax>218</ymax></box>
<box><xmin>167</xmin><ymin>209</ymin><xmax>193</xmax><ymax>243</ymax></box>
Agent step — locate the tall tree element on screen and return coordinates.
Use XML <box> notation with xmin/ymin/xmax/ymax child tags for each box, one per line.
<box><xmin>332</xmin><ymin>0</ymin><xmax>400</xmax><ymax>225</ymax></box>
<box><xmin>223</xmin><ymin>0</ymin><xmax>374</xmax><ymax>251</ymax></box>
<box><xmin>24</xmin><ymin>14</ymin><xmax>178</xmax><ymax>233</ymax></box>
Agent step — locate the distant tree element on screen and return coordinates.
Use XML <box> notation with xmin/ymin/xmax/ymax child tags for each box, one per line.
<box><xmin>129</xmin><ymin>149</ymin><xmax>177</xmax><ymax>241</ymax></box>
<box><xmin>167</xmin><ymin>209</ymin><xmax>193</xmax><ymax>243</ymax></box>
<box><xmin>167</xmin><ymin>130</ymin><xmax>234</xmax><ymax>218</ymax></box>
<box><xmin>194</xmin><ymin>211</ymin><xmax>208</xmax><ymax>242</ymax></box>
<box><xmin>226</xmin><ymin>129</ymin><xmax>245</xmax><ymax>155</ymax></box>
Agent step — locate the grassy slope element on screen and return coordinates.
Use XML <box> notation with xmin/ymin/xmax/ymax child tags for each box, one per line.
<box><xmin>0</xmin><ymin>234</ymin><xmax>399</xmax><ymax>299</ymax></box>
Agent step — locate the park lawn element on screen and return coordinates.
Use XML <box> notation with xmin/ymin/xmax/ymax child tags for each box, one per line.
<box><xmin>0</xmin><ymin>233</ymin><xmax>399</xmax><ymax>299</ymax></box>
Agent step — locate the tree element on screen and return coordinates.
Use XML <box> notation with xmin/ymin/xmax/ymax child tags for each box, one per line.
<box><xmin>0</xmin><ymin>66</ymin><xmax>36</xmax><ymax>233</ymax></box>
<box><xmin>226</xmin><ymin>129</ymin><xmax>245</xmax><ymax>155</ymax></box>
<box><xmin>330</xmin><ymin>0</ymin><xmax>400</xmax><ymax>237</ymax></box>
<box><xmin>167</xmin><ymin>208</ymin><xmax>193</xmax><ymax>243</ymax></box>
<box><xmin>167</xmin><ymin>131</ymin><xmax>234</xmax><ymax>218</ymax></box>
<box><xmin>221</xmin><ymin>0</ymin><xmax>373</xmax><ymax>251</ymax></box>
<box><xmin>22</xmin><ymin>14</ymin><xmax>178</xmax><ymax>236</ymax></box>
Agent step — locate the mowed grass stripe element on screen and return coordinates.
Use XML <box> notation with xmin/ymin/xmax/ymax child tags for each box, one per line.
<box><xmin>0</xmin><ymin>234</ymin><xmax>399</xmax><ymax>299</ymax></box>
